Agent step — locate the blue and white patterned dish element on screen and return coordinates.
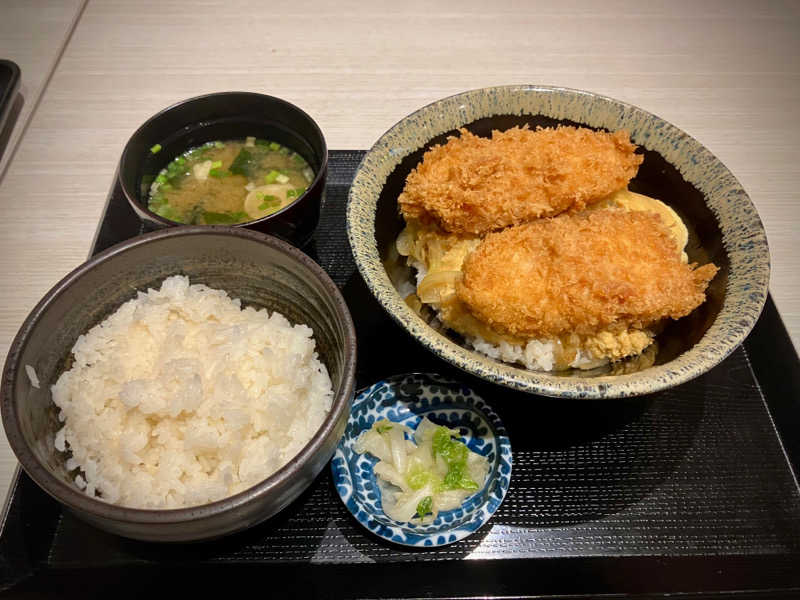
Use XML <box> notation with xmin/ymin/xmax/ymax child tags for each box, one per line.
<box><xmin>331</xmin><ymin>372</ymin><xmax>512</xmax><ymax>547</ymax></box>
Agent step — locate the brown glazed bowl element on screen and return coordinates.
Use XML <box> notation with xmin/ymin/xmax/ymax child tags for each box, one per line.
<box><xmin>1</xmin><ymin>227</ymin><xmax>356</xmax><ymax>541</ymax></box>
<box><xmin>119</xmin><ymin>92</ymin><xmax>328</xmax><ymax>247</ymax></box>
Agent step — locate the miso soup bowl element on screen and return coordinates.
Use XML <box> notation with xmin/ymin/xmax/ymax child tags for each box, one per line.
<box><xmin>346</xmin><ymin>85</ymin><xmax>770</xmax><ymax>399</ymax></box>
<box><xmin>1</xmin><ymin>227</ymin><xmax>356</xmax><ymax>541</ymax></box>
<box><xmin>120</xmin><ymin>92</ymin><xmax>328</xmax><ymax>247</ymax></box>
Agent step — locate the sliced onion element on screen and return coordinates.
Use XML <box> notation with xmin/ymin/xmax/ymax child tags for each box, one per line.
<box><xmin>417</xmin><ymin>270</ymin><xmax>461</xmax><ymax>304</ymax></box>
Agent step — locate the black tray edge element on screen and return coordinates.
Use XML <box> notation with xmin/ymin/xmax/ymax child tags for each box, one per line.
<box><xmin>743</xmin><ymin>294</ymin><xmax>800</xmax><ymax>487</ymax></box>
<box><xmin>3</xmin><ymin>150</ymin><xmax>800</xmax><ymax>598</ymax></box>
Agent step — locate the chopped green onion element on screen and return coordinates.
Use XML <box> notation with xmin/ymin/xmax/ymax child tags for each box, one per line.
<box><xmin>292</xmin><ymin>153</ymin><xmax>306</xmax><ymax>165</ymax></box>
<box><xmin>264</xmin><ymin>170</ymin><xmax>280</xmax><ymax>184</ymax></box>
<box><xmin>254</xmin><ymin>138</ymin><xmax>270</xmax><ymax>147</ymax></box>
<box><xmin>160</xmin><ymin>183</ymin><xmax>172</xmax><ymax>192</ymax></box>
<box><xmin>278</xmin><ymin>146</ymin><xmax>290</xmax><ymax>155</ymax></box>
<box><xmin>209</xmin><ymin>168</ymin><xmax>230</xmax><ymax>178</ymax></box>
<box><xmin>150</xmin><ymin>143</ymin><xmax>162</xmax><ymax>154</ymax></box>
<box><xmin>258</xmin><ymin>194</ymin><xmax>280</xmax><ymax>210</ymax></box>
<box><xmin>155</xmin><ymin>204</ymin><xmax>178</xmax><ymax>220</ymax></box>
<box><xmin>175</xmin><ymin>156</ymin><xmax>186</xmax><ymax>165</ymax></box>
<box><xmin>211</xmin><ymin>160</ymin><xmax>223</xmax><ymax>169</ymax></box>
<box><xmin>155</xmin><ymin>174</ymin><xmax>167</xmax><ymax>184</ymax></box>
<box><xmin>416</xmin><ymin>496</ymin><xmax>433</xmax><ymax>520</ymax></box>
<box><xmin>268</xmin><ymin>141</ymin><xmax>281</xmax><ymax>152</ymax></box>
<box><xmin>214</xmin><ymin>141</ymin><xmax>224</xmax><ymax>149</ymax></box>
<box><xmin>201</xmin><ymin>211</ymin><xmax>247</xmax><ymax>224</ymax></box>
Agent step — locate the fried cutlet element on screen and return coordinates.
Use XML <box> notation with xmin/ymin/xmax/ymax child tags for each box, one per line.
<box><xmin>398</xmin><ymin>126</ymin><xmax>643</xmax><ymax>235</ymax></box>
<box><xmin>456</xmin><ymin>209</ymin><xmax>718</xmax><ymax>338</ymax></box>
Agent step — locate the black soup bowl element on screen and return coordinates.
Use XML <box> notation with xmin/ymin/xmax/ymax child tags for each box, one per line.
<box><xmin>120</xmin><ymin>92</ymin><xmax>328</xmax><ymax>247</ymax></box>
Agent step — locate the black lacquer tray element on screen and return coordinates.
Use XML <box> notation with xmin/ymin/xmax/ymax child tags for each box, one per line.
<box><xmin>2</xmin><ymin>151</ymin><xmax>800</xmax><ymax>598</ymax></box>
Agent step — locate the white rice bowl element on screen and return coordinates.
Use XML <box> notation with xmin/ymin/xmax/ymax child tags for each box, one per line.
<box><xmin>51</xmin><ymin>275</ymin><xmax>333</xmax><ymax>509</ymax></box>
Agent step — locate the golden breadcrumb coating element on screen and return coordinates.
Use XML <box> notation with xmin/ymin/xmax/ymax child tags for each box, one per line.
<box><xmin>398</xmin><ymin>126</ymin><xmax>643</xmax><ymax>235</ymax></box>
<box><xmin>456</xmin><ymin>209</ymin><xmax>718</xmax><ymax>338</ymax></box>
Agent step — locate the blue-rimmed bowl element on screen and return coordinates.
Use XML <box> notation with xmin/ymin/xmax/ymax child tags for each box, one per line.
<box><xmin>331</xmin><ymin>373</ymin><xmax>512</xmax><ymax>547</ymax></box>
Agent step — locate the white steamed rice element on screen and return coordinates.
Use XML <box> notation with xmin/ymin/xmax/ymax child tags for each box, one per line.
<box><xmin>466</xmin><ymin>335</ymin><xmax>604</xmax><ymax>372</ymax></box>
<box><xmin>51</xmin><ymin>275</ymin><xmax>333</xmax><ymax>509</ymax></box>
<box><xmin>405</xmin><ymin>260</ymin><xmax>603</xmax><ymax>372</ymax></box>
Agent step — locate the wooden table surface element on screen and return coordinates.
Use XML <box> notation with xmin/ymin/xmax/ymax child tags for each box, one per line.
<box><xmin>0</xmin><ymin>0</ymin><xmax>798</xmax><ymax>504</ymax></box>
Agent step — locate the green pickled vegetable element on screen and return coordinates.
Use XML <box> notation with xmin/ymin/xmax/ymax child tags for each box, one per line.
<box><xmin>353</xmin><ymin>416</ymin><xmax>489</xmax><ymax>523</ymax></box>
<box><xmin>416</xmin><ymin>496</ymin><xmax>433</xmax><ymax>519</ymax></box>
<box><xmin>376</xmin><ymin>424</ymin><xmax>393</xmax><ymax>434</ymax></box>
<box><xmin>406</xmin><ymin>464</ymin><xmax>432</xmax><ymax>490</ymax></box>
<box><xmin>432</xmin><ymin>427</ymin><xmax>478</xmax><ymax>491</ymax></box>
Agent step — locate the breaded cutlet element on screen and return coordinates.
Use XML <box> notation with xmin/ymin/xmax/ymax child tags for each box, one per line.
<box><xmin>398</xmin><ymin>126</ymin><xmax>643</xmax><ymax>235</ymax></box>
<box><xmin>456</xmin><ymin>209</ymin><xmax>718</xmax><ymax>338</ymax></box>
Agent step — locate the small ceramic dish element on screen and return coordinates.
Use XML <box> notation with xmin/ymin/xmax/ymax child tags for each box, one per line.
<box><xmin>331</xmin><ymin>372</ymin><xmax>512</xmax><ymax>547</ymax></box>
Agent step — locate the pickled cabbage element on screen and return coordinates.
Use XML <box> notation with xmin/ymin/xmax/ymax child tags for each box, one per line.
<box><xmin>355</xmin><ymin>417</ymin><xmax>489</xmax><ymax>522</ymax></box>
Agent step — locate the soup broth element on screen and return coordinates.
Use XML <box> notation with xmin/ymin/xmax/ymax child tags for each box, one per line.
<box><xmin>148</xmin><ymin>138</ymin><xmax>314</xmax><ymax>224</ymax></box>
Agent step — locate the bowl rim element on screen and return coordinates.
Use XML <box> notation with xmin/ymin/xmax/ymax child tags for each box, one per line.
<box><xmin>118</xmin><ymin>90</ymin><xmax>329</xmax><ymax>228</ymax></box>
<box><xmin>1</xmin><ymin>225</ymin><xmax>356</xmax><ymax>523</ymax></box>
<box><xmin>346</xmin><ymin>84</ymin><xmax>770</xmax><ymax>399</ymax></box>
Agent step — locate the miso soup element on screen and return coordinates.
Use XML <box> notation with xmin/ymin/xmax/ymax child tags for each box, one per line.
<box><xmin>147</xmin><ymin>137</ymin><xmax>314</xmax><ymax>224</ymax></box>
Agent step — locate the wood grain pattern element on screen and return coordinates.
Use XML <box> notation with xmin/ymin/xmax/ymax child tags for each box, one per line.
<box><xmin>0</xmin><ymin>0</ymin><xmax>85</xmax><ymax>177</ymax></box>
<box><xmin>0</xmin><ymin>0</ymin><xmax>798</xmax><ymax>501</ymax></box>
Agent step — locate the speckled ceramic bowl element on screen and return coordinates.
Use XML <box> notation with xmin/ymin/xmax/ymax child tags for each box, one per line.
<box><xmin>346</xmin><ymin>85</ymin><xmax>770</xmax><ymax>399</ymax></box>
